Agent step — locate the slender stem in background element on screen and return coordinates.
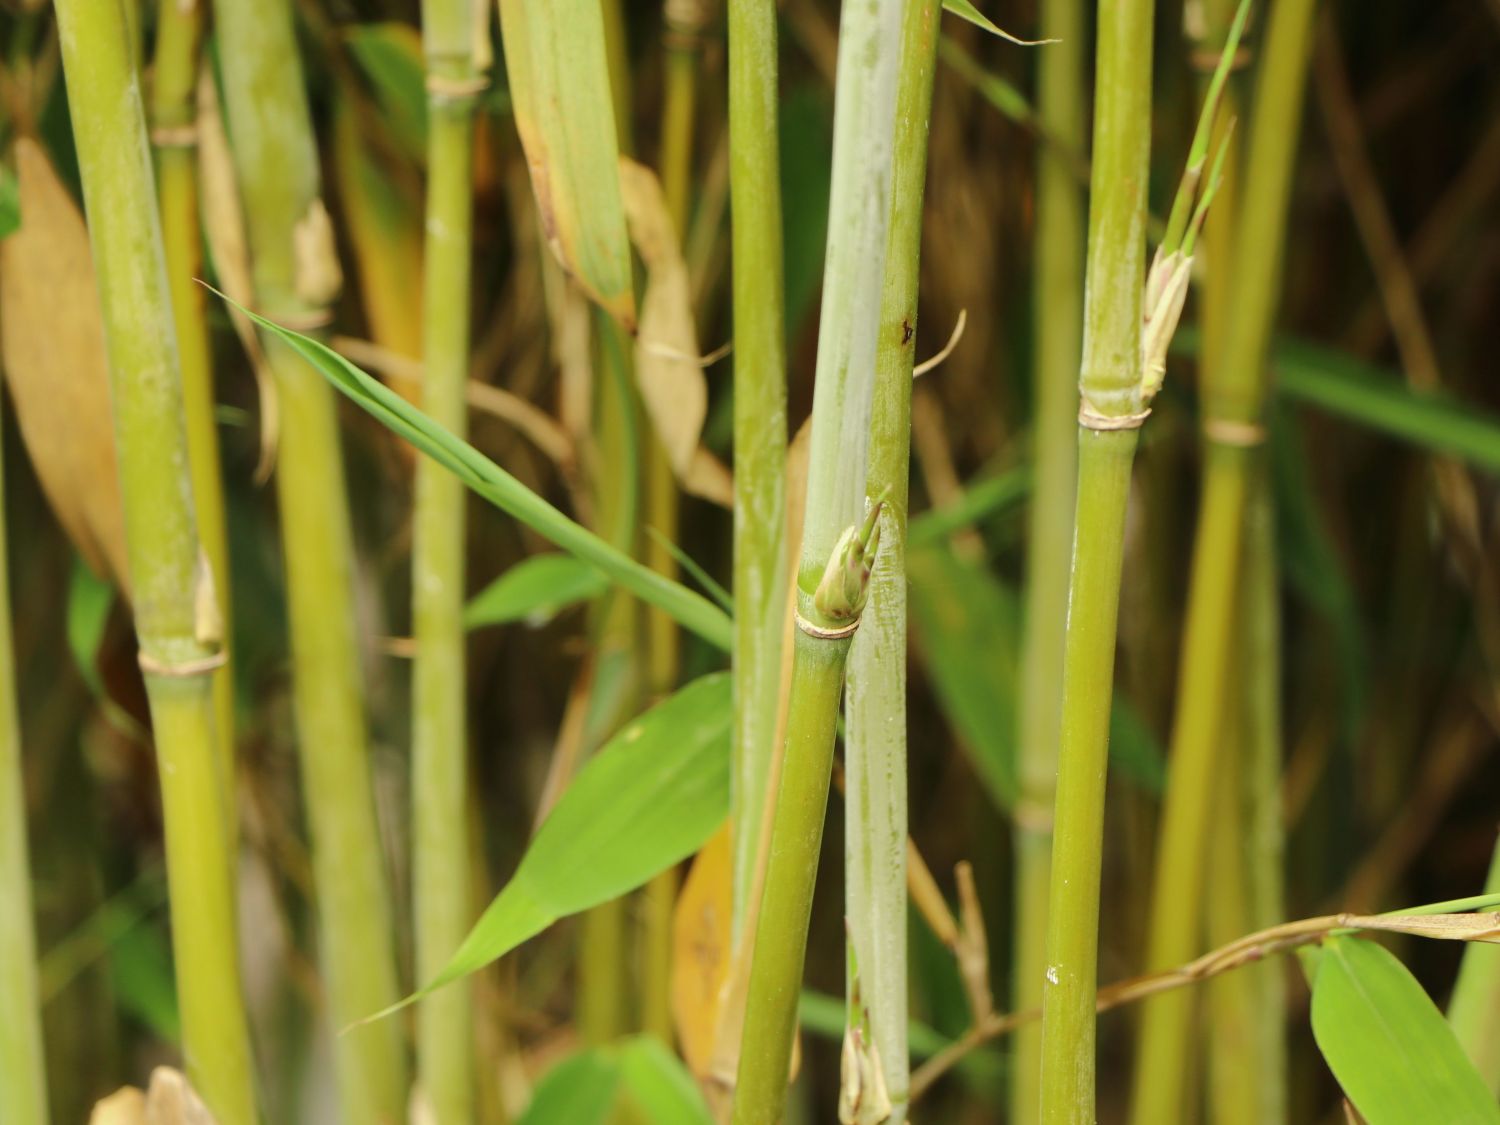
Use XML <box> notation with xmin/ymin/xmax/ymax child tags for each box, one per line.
<box><xmin>844</xmin><ymin>0</ymin><xmax>940</xmax><ymax>1119</ymax></box>
<box><xmin>53</xmin><ymin>2</ymin><xmax>257</xmax><ymax>1120</ymax></box>
<box><xmin>1011</xmin><ymin>0</ymin><xmax>1087</xmax><ymax>1117</ymax></box>
<box><xmin>727</xmin><ymin>0</ymin><xmax>789</xmax><ymax>933</ymax></box>
<box><xmin>1451</xmin><ymin>847</ymin><xmax>1500</xmax><ymax>1090</ymax></box>
<box><xmin>1128</xmin><ymin>0</ymin><xmax>1318</xmax><ymax>1119</ymax></box>
<box><xmin>0</xmin><ymin>420</ymin><xmax>47</xmax><ymax>1125</ymax></box>
<box><xmin>732</xmin><ymin>0</ymin><xmax>907</xmax><ymax>1116</ymax></box>
<box><xmin>415</xmin><ymin>2</ymin><xmax>486</xmax><ymax>1120</ymax></box>
<box><xmin>640</xmin><ymin>0</ymin><xmax>710</xmax><ymax>1044</ymax></box>
<box><xmin>1036</xmin><ymin>0</ymin><xmax>1154</xmax><ymax>1118</ymax></box>
<box><xmin>149</xmin><ymin>0</ymin><xmax>235</xmax><ymax>833</ymax></box>
<box><xmin>210</xmin><ymin>1</ymin><xmax>408</xmax><ymax>1119</ymax></box>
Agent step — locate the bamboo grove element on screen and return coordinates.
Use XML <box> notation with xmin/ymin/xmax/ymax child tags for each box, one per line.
<box><xmin>1</xmin><ymin>0</ymin><xmax>1499</xmax><ymax>1121</ymax></box>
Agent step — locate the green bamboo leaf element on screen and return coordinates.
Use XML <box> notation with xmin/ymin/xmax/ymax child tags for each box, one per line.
<box><xmin>907</xmin><ymin>462</ymin><xmax>1031</xmax><ymax>548</ymax></box>
<box><xmin>497</xmin><ymin>0</ymin><xmax>636</xmax><ymax>330</ymax></box>
<box><xmin>1109</xmin><ymin>696</ymin><xmax>1166</xmax><ymax>794</ymax></box>
<box><xmin>940</xmin><ymin>0</ymin><xmax>1053</xmax><ymax>46</ymax></box>
<box><xmin>0</xmin><ymin>164</ymin><xmax>18</xmax><ymax>239</ymax></box>
<box><xmin>517</xmin><ymin>1050</ymin><xmax>619</xmax><ymax>1125</ymax></box>
<box><xmin>65</xmin><ymin>557</ymin><xmax>147</xmax><ymax>742</ymax></box>
<box><xmin>1310</xmin><ymin>936</ymin><xmax>1500</xmax><ymax>1125</ymax></box>
<box><xmin>345</xmin><ymin>22</ymin><xmax>427</xmax><ymax>162</ymax></box>
<box><xmin>361</xmin><ymin>674</ymin><xmax>731</xmax><ymax>1024</ymax></box>
<box><xmin>464</xmin><ymin>554</ymin><xmax>608</xmax><ymax>631</ymax></box>
<box><xmin>1273</xmin><ymin>337</ymin><xmax>1500</xmax><ymax>476</ymax></box>
<box><xmin>211</xmin><ymin>291</ymin><xmax>733</xmax><ymax>652</ymax></box>
<box><xmin>908</xmin><ymin>543</ymin><xmax>1021</xmax><ymax>808</ymax></box>
<box><xmin>518</xmin><ymin>1038</ymin><xmax>712</xmax><ymax>1125</ymax></box>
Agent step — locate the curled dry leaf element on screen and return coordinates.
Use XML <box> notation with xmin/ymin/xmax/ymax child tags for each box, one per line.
<box><xmin>671</xmin><ymin>819</ymin><xmax>734</xmax><ymax>1079</ymax></box>
<box><xmin>87</xmin><ymin>1067</ymin><xmax>218</xmax><ymax>1125</ymax></box>
<box><xmin>0</xmin><ymin>138</ymin><xmax>129</xmax><ymax>591</ymax></box>
<box><xmin>88</xmin><ymin>1087</ymin><xmax>146</xmax><ymax>1125</ymax></box>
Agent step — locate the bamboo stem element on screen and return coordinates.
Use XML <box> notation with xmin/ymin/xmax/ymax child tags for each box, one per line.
<box><xmin>414</xmin><ymin>2</ymin><xmax>485</xmax><ymax>1120</ymax></box>
<box><xmin>1036</xmin><ymin>0</ymin><xmax>1155</xmax><ymax>1117</ymax></box>
<box><xmin>1128</xmin><ymin>0</ymin><xmax>1317</xmax><ymax>1118</ymax></box>
<box><xmin>1012</xmin><ymin>0</ymin><xmax>1087</xmax><ymax>1117</ymax></box>
<box><xmin>727</xmin><ymin>0</ymin><xmax>790</xmax><ymax>931</ymax></box>
<box><xmin>731</xmin><ymin>0</ymin><xmax>907</xmax><ymax>1114</ymax></box>
<box><xmin>54</xmin><ymin>2</ymin><xmax>257</xmax><ymax>1119</ymax></box>
<box><xmin>844</xmin><ymin>0</ymin><xmax>940</xmax><ymax>1118</ymax></box>
<box><xmin>210</xmin><ymin>1</ymin><xmax>408</xmax><ymax>1118</ymax></box>
<box><xmin>0</xmin><ymin>420</ymin><xmax>47</xmax><ymax>1125</ymax></box>
<box><xmin>150</xmin><ymin>0</ymin><xmax>235</xmax><ymax>833</ymax></box>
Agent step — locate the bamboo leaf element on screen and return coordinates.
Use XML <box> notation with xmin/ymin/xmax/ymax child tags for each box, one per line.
<box><xmin>516</xmin><ymin>1051</ymin><xmax>618</xmax><ymax>1125</ymax></box>
<box><xmin>908</xmin><ymin>543</ymin><xmax>1021</xmax><ymax>808</ymax></box>
<box><xmin>940</xmin><ymin>0</ymin><xmax>1053</xmax><ymax>46</ymax></box>
<box><xmin>0</xmin><ymin>164</ymin><xmax>18</xmax><ymax>238</ymax></box>
<box><xmin>671</xmin><ymin>822</ymin><xmax>733</xmax><ymax>1078</ymax></box>
<box><xmin>498</xmin><ymin>0</ymin><xmax>636</xmax><ymax>330</ymax></box>
<box><xmin>211</xmin><ymin>292</ymin><xmax>734</xmax><ymax>651</ymax></box>
<box><xmin>0</xmin><ymin>139</ymin><xmax>129</xmax><ymax>589</ymax></box>
<box><xmin>464</xmin><ymin>554</ymin><xmax>608</xmax><ymax>630</ymax></box>
<box><xmin>1310</xmin><ymin>936</ymin><xmax>1500</xmax><ymax>1125</ymax></box>
<box><xmin>345</xmin><ymin>22</ymin><xmax>427</xmax><ymax>161</ymax></box>
<box><xmin>65</xmin><ymin>558</ymin><xmax>146</xmax><ymax>742</ymax></box>
<box><xmin>365</xmin><ymin>674</ymin><xmax>731</xmax><ymax>1022</ymax></box>
<box><xmin>518</xmin><ymin>1038</ymin><xmax>713</xmax><ymax>1125</ymax></box>
<box><xmin>615</xmin><ymin>1037</ymin><xmax>715</xmax><ymax>1123</ymax></box>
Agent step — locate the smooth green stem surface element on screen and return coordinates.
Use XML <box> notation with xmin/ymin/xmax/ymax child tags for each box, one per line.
<box><xmin>0</xmin><ymin>423</ymin><xmax>48</xmax><ymax>1125</ymax></box>
<box><xmin>1451</xmin><ymin>841</ymin><xmax>1500</xmax><ymax>1090</ymax></box>
<box><xmin>413</xmin><ymin>8</ymin><xmax>482</xmax><ymax>1117</ymax></box>
<box><xmin>1013</xmin><ymin>0</ymin><xmax>1086</xmax><ymax>1118</ymax></box>
<box><xmin>733</xmin><ymin>632</ymin><xmax>851</xmax><ymax>1125</ymax></box>
<box><xmin>844</xmin><ymin>0</ymin><xmax>940</xmax><ymax>1118</ymax></box>
<box><xmin>1129</xmin><ymin>0</ymin><xmax>1317</xmax><ymax>1116</ymax></box>
<box><xmin>1037</xmin><ymin>0</ymin><xmax>1154</xmax><ymax>1116</ymax></box>
<box><xmin>151</xmin><ymin>0</ymin><xmax>235</xmax><ymax>823</ymax></box>
<box><xmin>55</xmin><ymin>3</ymin><xmax>257</xmax><ymax>1119</ymax></box>
<box><xmin>1038</xmin><ymin>429</ymin><xmax>1139</xmax><ymax>1125</ymax></box>
<box><xmin>727</xmin><ymin>0</ymin><xmax>790</xmax><ymax>929</ymax></box>
<box><xmin>212</xmin><ymin>1</ymin><xmax>408</xmax><ymax>1118</ymax></box>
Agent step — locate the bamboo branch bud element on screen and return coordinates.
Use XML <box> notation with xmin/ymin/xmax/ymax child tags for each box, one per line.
<box><xmin>813</xmin><ymin>497</ymin><xmax>885</xmax><ymax>624</ymax></box>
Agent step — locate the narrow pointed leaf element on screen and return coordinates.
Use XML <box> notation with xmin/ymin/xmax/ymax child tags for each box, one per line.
<box><xmin>213</xmin><ymin>292</ymin><xmax>733</xmax><ymax>651</ymax></box>
<box><xmin>498</xmin><ymin>0</ymin><xmax>636</xmax><ymax>329</ymax></box>
<box><xmin>1310</xmin><ymin>936</ymin><xmax>1500</xmax><ymax>1125</ymax></box>
<box><xmin>940</xmin><ymin>0</ymin><xmax>1054</xmax><ymax>46</ymax></box>
<box><xmin>364</xmin><ymin>674</ymin><xmax>731</xmax><ymax>1023</ymax></box>
<box><xmin>464</xmin><ymin>554</ymin><xmax>609</xmax><ymax>630</ymax></box>
<box><xmin>344</xmin><ymin>22</ymin><xmax>427</xmax><ymax>161</ymax></box>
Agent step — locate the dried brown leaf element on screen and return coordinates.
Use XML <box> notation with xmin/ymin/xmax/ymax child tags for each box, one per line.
<box><xmin>0</xmin><ymin>138</ymin><xmax>129</xmax><ymax>589</ymax></box>
<box><xmin>672</xmin><ymin>819</ymin><xmax>734</xmax><ymax>1079</ymax></box>
<box><xmin>144</xmin><ymin>1067</ymin><xmax>217</xmax><ymax>1125</ymax></box>
<box><xmin>89</xmin><ymin>1087</ymin><xmax>146</xmax><ymax>1125</ymax></box>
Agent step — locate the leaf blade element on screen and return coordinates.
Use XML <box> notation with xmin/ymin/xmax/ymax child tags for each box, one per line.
<box><xmin>464</xmin><ymin>554</ymin><xmax>609</xmax><ymax>630</ymax></box>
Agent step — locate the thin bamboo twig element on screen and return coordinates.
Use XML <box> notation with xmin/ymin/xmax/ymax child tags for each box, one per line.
<box><xmin>1036</xmin><ymin>0</ymin><xmax>1154</xmax><ymax>1118</ymax></box>
<box><xmin>150</xmin><ymin>0</ymin><xmax>235</xmax><ymax>833</ymax></box>
<box><xmin>731</xmin><ymin>0</ymin><xmax>907</xmax><ymax>1115</ymax></box>
<box><xmin>0</xmin><ymin>418</ymin><xmax>47</xmax><ymax>1125</ymax></box>
<box><xmin>210</xmin><ymin>0</ymin><xmax>408</xmax><ymax>1118</ymax></box>
<box><xmin>916</xmin><ymin>896</ymin><xmax>1500</xmax><ymax>1103</ymax></box>
<box><xmin>414</xmin><ymin>2</ymin><xmax>487</xmax><ymax>1120</ymax></box>
<box><xmin>1128</xmin><ymin>0</ymin><xmax>1318</xmax><ymax>1119</ymax></box>
<box><xmin>1011</xmin><ymin>0</ymin><xmax>1086</xmax><ymax>1118</ymax></box>
<box><xmin>54</xmin><ymin>1</ymin><xmax>257</xmax><ymax>1118</ymax></box>
<box><xmin>844</xmin><ymin>1</ymin><xmax>940</xmax><ymax>1118</ymax></box>
<box><xmin>727</xmin><ymin>0</ymin><xmax>790</xmax><ymax>933</ymax></box>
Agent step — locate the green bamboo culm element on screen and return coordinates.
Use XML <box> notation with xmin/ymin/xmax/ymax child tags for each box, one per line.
<box><xmin>1036</xmin><ymin>0</ymin><xmax>1155</xmax><ymax>1118</ymax></box>
<box><xmin>414</xmin><ymin>1</ymin><xmax>487</xmax><ymax>1121</ymax></box>
<box><xmin>210</xmin><ymin>0</ymin><xmax>409</xmax><ymax>1118</ymax></box>
<box><xmin>843</xmin><ymin>0</ymin><xmax>941</xmax><ymax>1119</ymax></box>
<box><xmin>149</xmin><ymin>0</ymin><xmax>236</xmax><ymax>831</ymax></box>
<box><xmin>53</xmin><ymin>2</ymin><xmax>258</xmax><ymax>1121</ymax></box>
<box><xmin>726</xmin><ymin>0</ymin><xmax>789</xmax><ymax>931</ymax></box>
<box><xmin>0</xmin><ymin>417</ymin><xmax>47</xmax><ymax>1125</ymax></box>
<box><xmin>1011</xmin><ymin>0</ymin><xmax>1087</xmax><ymax>1118</ymax></box>
<box><xmin>731</xmin><ymin>0</ymin><xmax>908</xmax><ymax>1117</ymax></box>
<box><xmin>1128</xmin><ymin>0</ymin><xmax>1318</xmax><ymax>1119</ymax></box>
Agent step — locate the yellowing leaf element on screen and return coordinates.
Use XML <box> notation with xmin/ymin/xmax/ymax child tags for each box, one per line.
<box><xmin>498</xmin><ymin>0</ymin><xmax>636</xmax><ymax>330</ymax></box>
<box><xmin>620</xmin><ymin>158</ymin><xmax>704</xmax><ymax>472</ymax></box>
<box><xmin>672</xmin><ymin>820</ymin><xmax>733</xmax><ymax>1078</ymax></box>
<box><xmin>0</xmin><ymin>139</ymin><xmax>129</xmax><ymax>590</ymax></box>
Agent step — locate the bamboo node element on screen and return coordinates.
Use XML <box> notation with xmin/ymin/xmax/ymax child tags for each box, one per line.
<box><xmin>1203</xmin><ymin>416</ymin><xmax>1267</xmax><ymax>447</ymax></box>
<box><xmin>1078</xmin><ymin>403</ymin><xmax>1151</xmax><ymax>431</ymax></box>
<box><xmin>425</xmin><ymin>73</ymin><xmax>490</xmax><ymax>100</ymax></box>
<box><xmin>794</xmin><ymin>610</ymin><xmax>861</xmax><ymax>641</ymax></box>
<box><xmin>149</xmin><ymin>123</ymin><xmax>199</xmax><ymax>148</ymax></box>
<box><xmin>137</xmin><ymin>648</ymin><xmax>228</xmax><ymax>678</ymax></box>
